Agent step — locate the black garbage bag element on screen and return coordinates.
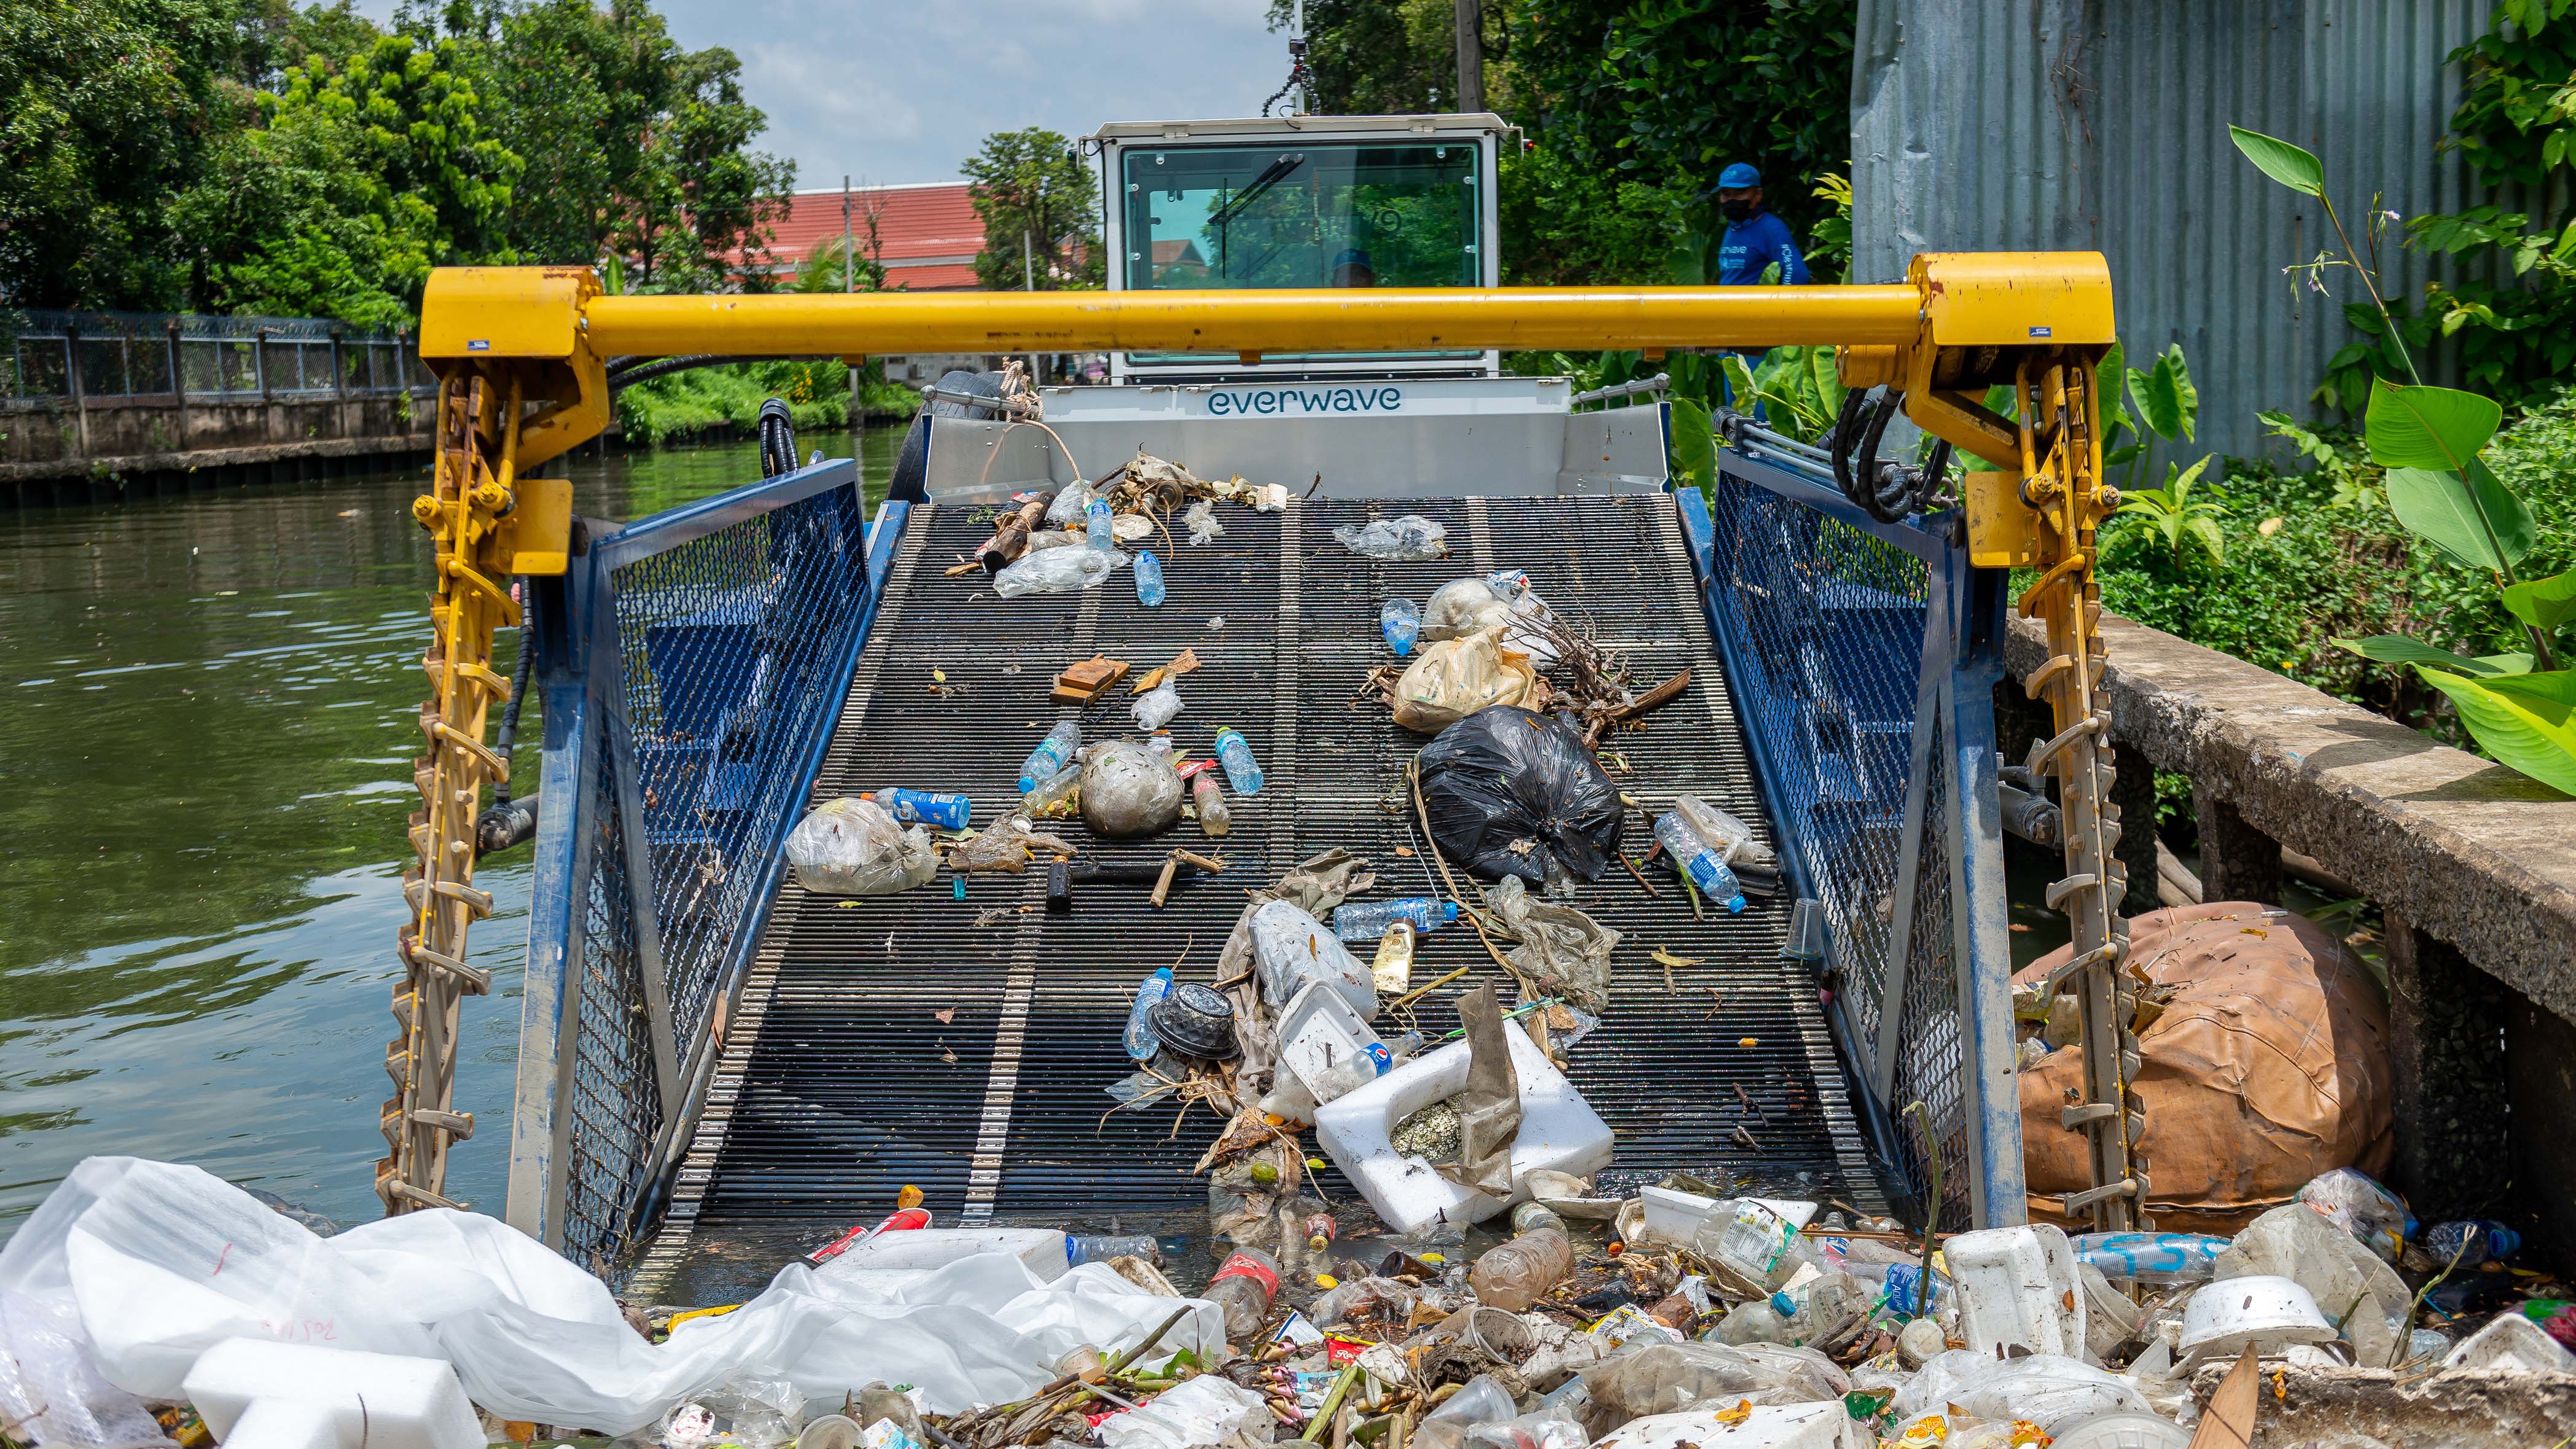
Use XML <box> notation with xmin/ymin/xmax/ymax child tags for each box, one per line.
<box><xmin>1417</xmin><ymin>705</ymin><xmax>1625</xmax><ymax>884</ymax></box>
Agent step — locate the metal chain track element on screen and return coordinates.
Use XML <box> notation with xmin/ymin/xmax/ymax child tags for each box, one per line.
<box><xmin>378</xmin><ymin>369</ymin><xmax>517</xmax><ymax>1213</ymax></box>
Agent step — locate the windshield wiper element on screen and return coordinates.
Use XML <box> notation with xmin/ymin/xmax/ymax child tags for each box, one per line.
<box><xmin>1208</xmin><ymin>153</ymin><xmax>1306</xmax><ymax>232</ymax></box>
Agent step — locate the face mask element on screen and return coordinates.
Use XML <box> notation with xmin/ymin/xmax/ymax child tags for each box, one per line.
<box><xmin>1721</xmin><ymin>198</ymin><xmax>1755</xmax><ymax>223</ymax></box>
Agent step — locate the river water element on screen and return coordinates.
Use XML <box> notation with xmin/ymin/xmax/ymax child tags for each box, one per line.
<box><xmin>0</xmin><ymin>432</ymin><xmax>899</xmax><ymax>1238</ymax></box>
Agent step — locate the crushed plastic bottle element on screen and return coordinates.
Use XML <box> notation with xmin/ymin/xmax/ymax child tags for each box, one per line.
<box><xmin>1123</xmin><ymin>967</ymin><xmax>1175</xmax><ymax>1061</ymax></box>
<box><xmin>1333</xmin><ymin>515</ymin><xmax>1448</xmax><ymax>560</ymax></box>
<box><xmin>1085</xmin><ymin>498</ymin><xmax>1114</xmax><ymax>552</ymax></box>
<box><xmin>1205</xmin><ymin>1246</ymin><xmax>1283</xmax><ymax>1341</ymax></box>
<box><xmin>1068</xmin><ymin>1233</ymin><xmax>1160</xmax><ymax>1267</ymax></box>
<box><xmin>1331</xmin><ymin>896</ymin><xmax>1459</xmax><ymax>942</ymax></box>
<box><xmin>1655</xmin><ymin>811</ymin><xmax>1747</xmax><ymax>912</ymax></box>
<box><xmin>1024</xmin><ymin>762</ymin><xmax>1081</xmax><ymax>818</ymax></box>
<box><xmin>1191</xmin><ymin>771</ymin><xmax>1231</xmax><ymax>838</ymax></box>
<box><xmin>1467</xmin><ymin>1221</ymin><xmax>1574</xmax><ymax>1312</ymax></box>
<box><xmin>1017</xmin><ymin>720</ymin><xmax>1082</xmax><ymax>794</ymax></box>
<box><xmin>1134</xmin><ymin>550</ymin><xmax>1166</xmax><ymax>607</ymax></box>
<box><xmin>1211</xmin><ymin>726</ymin><xmax>1265</xmax><ymax>795</ymax></box>
<box><xmin>2425</xmin><ymin>1219</ymin><xmax>2520</xmax><ymax>1266</ymax></box>
<box><xmin>1371</xmin><ymin>920</ymin><xmax>1415</xmax><ymax>994</ymax></box>
<box><xmin>1381</xmin><ymin>598</ymin><xmax>1421</xmax><ymax>655</ymax></box>
<box><xmin>874</xmin><ymin>788</ymin><xmax>970</xmax><ymax>831</ymax></box>
<box><xmin>1715</xmin><ymin>1268</ymin><xmax>1870</xmax><ymax>1346</ymax></box>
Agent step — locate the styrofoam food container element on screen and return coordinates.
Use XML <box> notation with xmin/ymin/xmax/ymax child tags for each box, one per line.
<box><xmin>1274</xmin><ymin>980</ymin><xmax>1390</xmax><ymax>1107</ymax></box>
<box><xmin>2050</xmin><ymin>1412</ymin><xmax>2191</xmax><ymax>1449</ymax></box>
<box><xmin>1314</xmin><ymin>1021</ymin><xmax>1610</xmax><ymax>1233</ymax></box>
<box><xmin>1946</xmin><ymin>1222</ymin><xmax>2088</xmax><ymax>1359</ymax></box>
<box><xmin>2178</xmin><ymin>1274</ymin><xmax>2336</xmax><ymax>1362</ymax></box>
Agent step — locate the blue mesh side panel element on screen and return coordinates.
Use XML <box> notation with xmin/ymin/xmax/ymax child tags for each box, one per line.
<box><xmin>562</xmin><ymin>760</ymin><xmax>661</xmax><ymax>1277</ymax></box>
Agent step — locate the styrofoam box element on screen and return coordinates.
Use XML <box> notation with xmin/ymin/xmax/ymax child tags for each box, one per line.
<box><xmin>182</xmin><ymin>1340</ymin><xmax>482</xmax><ymax>1449</ymax></box>
<box><xmin>1945</xmin><ymin>1223</ymin><xmax>2087</xmax><ymax>1359</ymax></box>
<box><xmin>1275</xmin><ymin>981</ymin><xmax>1388</xmax><ymax>1101</ymax></box>
<box><xmin>1314</xmin><ymin>1022</ymin><xmax>1611</xmax><ymax>1234</ymax></box>
<box><xmin>820</xmin><ymin>1227</ymin><xmax>1069</xmax><ymax>1280</ymax></box>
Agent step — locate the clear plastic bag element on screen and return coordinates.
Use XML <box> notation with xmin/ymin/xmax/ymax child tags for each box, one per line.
<box><xmin>1391</xmin><ymin>627</ymin><xmax>1540</xmax><ymax>733</ymax></box>
<box><xmin>787</xmin><ymin>798</ymin><xmax>938</xmax><ymax>896</ymax></box>
<box><xmin>699</xmin><ymin>1374</ymin><xmax>805</xmax><ymax>1449</ymax></box>
<box><xmin>2295</xmin><ymin>1167</ymin><xmax>2411</xmax><ymax>1264</ymax></box>
<box><xmin>1335</xmin><ymin>515</ymin><xmax>1448</xmax><ymax>560</ymax></box>
<box><xmin>1890</xmin><ymin>1351</ymin><xmax>2151</xmax><ymax>1435</ymax></box>
<box><xmin>1672</xmin><ymin>795</ymin><xmax>1776</xmax><ymax>873</ymax></box>
<box><xmin>1423</xmin><ymin>577</ymin><xmax>1512</xmax><ymax>641</ymax></box>
<box><xmin>1184</xmin><ymin>499</ymin><xmax>1225</xmax><ymax>545</ymax></box>
<box><xmin>1045</xmin><ymin>482</ymin><xmax>1093</xmax><ymax>526</ymax></box>
<box><xmin>1079</xmin><ymin>741</ymin><xmax>1184</xmax><ymax>838</ymax></box>
<box><xmin>1464</xmin><ymin>1415</ymin><xmax>1588</xmax><ymax>1449</ymax></box>
<box><xmin>993</xmin><ymin>545</ymin><xmax>1128</xmax><ymax>596</ymax></box>
<box><xmin>1133</xmin><ymin>682</ymin><xmax>1184</xmax><ymax>732</ymax></box>
<box><xmin>1251</xmin><ymin>899</ymin><xmax>1376</xmax><ymax>1017</ymax></box>
<box><xmin>1574</xmin><ymin>1341</ymin><xmax>1846</xmax><ymax>1439</ymax></box>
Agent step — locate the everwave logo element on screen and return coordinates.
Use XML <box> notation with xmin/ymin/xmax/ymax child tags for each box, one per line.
<box><xmin>1205</xmin><ymin>386</ymin><xmax>1404</xmax><ymax>416</ymax></box>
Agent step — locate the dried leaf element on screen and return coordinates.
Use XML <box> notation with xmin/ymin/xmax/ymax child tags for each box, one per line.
<box><xmin>935</xmin><ymin>1008</ymin><xmax>957</xmax><ymax>1025</ymax></box>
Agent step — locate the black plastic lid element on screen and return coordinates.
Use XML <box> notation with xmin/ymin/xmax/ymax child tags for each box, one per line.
<box><xmin>1149</xmin><ymin>982</ymin><xmax>1239</xmax><ymax>1060</ymax></box>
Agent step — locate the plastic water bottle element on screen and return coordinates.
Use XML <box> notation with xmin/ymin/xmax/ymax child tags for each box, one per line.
<box><xmin>1205</xmin><ymin>1246</ymin><xmax>1282</xmax><ymax>1342</ymax></box>
<box><xmin>2425</xmin><ymin>1219</ymin><xmax>2521</xmax><ymax>1265</ymax></box>
<box><xmin>876</xmin><ymin>788</ymin><xmax>970</xmax><ymax>830</ymax></box>
<box><xmin>1024</xmin><ymin>761</ymin><xmax>1081</xmax><ymax>817</ymax></box>
<box><xmin>1467</xmin><ymin>1221</ymin><xmax>1574</xmax><ymax>1312</ymax></box>
<box><xmin>1017</xmin><ymin>719</ymin><xmax>1082</xmax><ymax>794</ymax></box>
<box><xmin>1191</xmin><ymin>771</ymin><xmax>1231</xmax><ymax>838</ymax></box>
<box><xmin>1067</xmin><ymin>1233</ymin><xmax>1160</xmax><ymax>1267</ymax></box>
<box><xmin>1330</xmin><ymin>897</ymin><xmax>1459</xmax><ymax>942</ymax></box>
<box><xmin>1211</xmin><ymin>726</ymin><xmax>1265</xmax><ymax>795</ymax></box>
<box><xmin>1085</xmin><ymin>498</ymin><xmax>1114</xmax><ymax>552</ymax></box>
<box><xmin>1134</xmin><ymin>550</ymin><xmax>1165</xmax><ymax>607</ymax></box>
<box><xmin>1380</xmin><ymin>598</ymin><xmax>1420</xmax><ymax>655</ymax></box>
<box><xmin>1123</xmin><ymin>967</ymin><xmax>1174</xmax><ymax>1060</ymax></box>
<box><xmin>1655</xmin><ymin>811</ymin><xmax>1747</xmax><ymax>913</ymax></box>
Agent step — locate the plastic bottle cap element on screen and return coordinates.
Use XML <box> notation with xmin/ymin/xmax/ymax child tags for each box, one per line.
<box><xmin>1440</xmin><ymin>902</ymin><xmax>1460</xmax><ymax>923</ymax></box>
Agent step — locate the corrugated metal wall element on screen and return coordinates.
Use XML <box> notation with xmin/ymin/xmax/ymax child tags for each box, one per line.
<box><xmin>1852</xmin><ymin>0</ymin><xmax>2500</xmax><ymax>459</ymax></box>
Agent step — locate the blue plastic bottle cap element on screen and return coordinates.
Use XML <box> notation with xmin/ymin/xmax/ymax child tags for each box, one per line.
<box><xmin>1440</xmin><ymin>901</ymin><xmax>1460</xmax><ymax>924</ymax></box>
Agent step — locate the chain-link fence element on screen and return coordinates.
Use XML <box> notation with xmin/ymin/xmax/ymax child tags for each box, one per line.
<box><xmin>509</xmin><ymin>458</ymin><xmax>888</xmax><ymax>1278</ymax></box>
<box><xmin>1684</xmin><ymin>445</ymin><xmax>2021</xmax><ymax>1232</ymax></box>
<box><xmin>0</xmin><ymin>309</ymin><xmax>433</xmax><ymax>404</ymax></box>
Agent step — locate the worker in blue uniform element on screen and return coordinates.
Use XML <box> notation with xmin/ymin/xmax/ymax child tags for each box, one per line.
<box><xmin>1709</xmin><ymin>162</ymin><xmax>1808</xmax><ymax>413</ymax></box>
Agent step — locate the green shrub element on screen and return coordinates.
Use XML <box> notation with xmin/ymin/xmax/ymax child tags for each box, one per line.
<box><xmin>614</xmin><ymin>359</ymin><xmax>917</xmax><ymax>449</ymax></box>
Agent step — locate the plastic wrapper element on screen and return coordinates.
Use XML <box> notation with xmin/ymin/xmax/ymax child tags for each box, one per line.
<box><xmin>0</xmin><ymin>1157</ymin><xmax>1227</xmax><ymax>1431</ymax></box>
<box><xmin>1890</xmin><ymin>1352</ymin><xmax>2151</xmax><ymax>1435</ymax></box>
<box><xmin>1250</xmin><ymin>899</ymin><xmax>1375</xmax><ymax>1017</ymax></box>
<box><xmin>993</xmin><ymin>545</ymin><xmax>1128</xmax><ymax>597</ymax></box>
<box><xmin>2296</xmin><ymin>1167</ymin><xmax>2410</xmax><ymax>1263</ymax></box>
<box><xmin>1464</xmin><ymin>1416</ymin><xmax>1589</xmax><ymax>1449</ymax></box>
<box><xmin>1080</xmin><ymin>741</ymin><xmax>1184</xmax><ymax>838</ymax></box>
<box><xmin>1045</xmin><ymin>481</ymin><xmax>1093</xmax><ymax>526</ymax></box>
<box><xmin>1391</xmin><ymin>627</ymin><xmax>1541</xmax><ymax>733</ymax></box>
<box><xmin>1334</xmin><ymin>514</ymin><xmax>1448</xmax><ymax>560</ymax></box>
<box><xmin>1418</xmin><ymin>706</ymin><xmax>1626</xmax><ymax>884</ymax></box>
<box><xmin>1025</xmin><ymin>528</ymin><xmax>1082</xmax><ymax>552</ymax></box>
<box><xmin>1095</xmin><ymin>1375</ymin><xmax>1268</xmax><ymax>1449</ymax></box>
<box><xmin>1575</xmin><ymin>1342</ymin><xmax>1848</xmax><ymax>1439</ymax></box>
<box><xmin>1133</xmin><ymin>682</ymin><xmax>1184</xmax><ymax>732</ymax></box>
<box><xmin>1185</xmin><ymin>499</ymin><xmax>1225</xmax><ymax>545</ymax></box>
<box><xmin>1486</xmin><ymin>875</ymin><xmax>1620</xmax><ymax>1012</ymax></box>
<box><xmin>1309</xmin><ymin>1275</ymin><xmax>1416</xmax><ymax>1329</ymax></box>
<box><xmin>787</xmin><ymin>797</ymin><xmax>938</xmax><ymax>896</ymax></box>
<box><xmin>1410</xmin><ymin>1375</ymin><xmax>1520</xmax><ymax>1449</ymax></box>
<box><xmin>698</xmin><ymin>1375</ymin><xmax>804</xmax><ymax>1449</ymax></box>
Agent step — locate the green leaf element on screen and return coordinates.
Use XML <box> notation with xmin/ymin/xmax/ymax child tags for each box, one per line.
<box><xmin>2384</xmin><ymin>464</ymin><xmax>2538</xmax><ymax>571</ymax></box>
<box><xmin>2104</xmin><ymin>442</ymin><xmax>2145</xmax><ymax>467</ymax></box>
<box><xmin>2365</xmin><ymin>377</ymin><xmax>2502</xmax><ymax>469</ymax></box>
<box><xmin>1671</xmin><ymin>395</ymin><xmax>1717</xmax><ymax>493</ymax></box>
<box><xmin>1665</xmin><ymin>242</ymin><xmax>1705</xmax><ymax>286</ymax></box>
<box><xmin>2335</xmin><ymin>635</ymin><xmax>2530</xmax><ymax>676</ymax></box>
<box><xmin>2414</xmin><ymin>668</ymin><xmax>2576</xmax><ymax>795</ymax></box>
<box><xmin>2503</xmin><ymin>568</ymin><xmax>2576</xmax><ymax>635</ymax></box>
<box><xmin>2341</xmin><ymin>302</ymin><xmax>2386</xmax><ymax>335</ymax></box>
<box><xmin>2230</xmin><ymin>125</ymin><xmax>2325</xmax><ymax>197</ymax></box>
<box><xmin>2185</xmin><ymin>514</ymin><xmax>2227</xmax><ymax>566</ymax></box>
<box><xmin>2128</xmin><ymin>345</ymin><xmax>2198</xmax><ymax>442</ymax></box>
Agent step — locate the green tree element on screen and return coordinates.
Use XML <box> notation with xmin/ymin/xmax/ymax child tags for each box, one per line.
<box><xmin>169</xmin><ymin>85</ymin><xmax>420</xmax><ymax>327</ymax></box>
<box><xmin>0</xmin><ymin>0</ymin><xmax>238</xmax><ymax>309</ymax></box>
<box><xmin>964</xmin><ymin>128</ymin><xmax>1102</xmax><ymax>292</ymax></box>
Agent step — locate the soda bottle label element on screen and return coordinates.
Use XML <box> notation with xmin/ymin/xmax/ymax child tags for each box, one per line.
<box><xmin>1211</xmin><ymin>1250</ymin><xmax>1279</xmax><ymax>1296</ymax></box>
<box><xmin>1363</xmin><ymin>1042</ymin><xmax>1393</xmax><ymax>1074</ymax></box>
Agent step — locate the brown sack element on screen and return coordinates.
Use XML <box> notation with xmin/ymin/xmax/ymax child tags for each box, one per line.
<box><xmin>2016</xmin><ymin>901</ymin><xmax>2394</xmax><ymax>1233</ymax></box>
<box><xmin>1390</xmin><ymin>625</ymin><xmax>1541</xmax><ymax>733</ymax></box>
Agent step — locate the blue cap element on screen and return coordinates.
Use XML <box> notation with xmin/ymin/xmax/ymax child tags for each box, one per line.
<box><xmin>1717</xmin><ymin>163</ymin><xmax>1761</xmax><ymax>190</ymax></box>
<box><xmin>1331</xmin><ymin>248</ymin><xmax>1373</xmax><ymax>269</ymax></box>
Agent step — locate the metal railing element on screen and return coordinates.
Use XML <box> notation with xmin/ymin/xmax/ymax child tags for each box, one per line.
<box><xmin>0</xmin><ymin>309</ymin><xmax>435</xmax><ymax>404</ymax></box>
<box><xmin>504</xmin><ymin>457</ymin><xmax>898</xmax><ymax>1279</ymax></box>
<box><xmin>1681</xmin><ymin>445</ymin><xmax>2022</xmax><ymax>1232</ymax></box>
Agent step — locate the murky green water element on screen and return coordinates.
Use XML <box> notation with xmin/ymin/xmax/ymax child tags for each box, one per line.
<box><xmin>0</xmin><ymin>429</ymin><xmax>901</xmax><ymax>1238</ymax></box>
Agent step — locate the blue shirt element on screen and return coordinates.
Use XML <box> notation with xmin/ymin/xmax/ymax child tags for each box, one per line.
<box><xmin>1716</xmin><ymin>210</ymin><xmax>1809</xmax><ymax>286</ymax></box>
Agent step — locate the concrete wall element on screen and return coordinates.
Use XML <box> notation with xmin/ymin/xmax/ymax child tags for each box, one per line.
<box><xmin>1852</xmin><ymin>0</ymin><xmax>2502</xmax><ymax>460</ymax></box>
<box><xmin>1</xmin><ymin>393</ymin><xmax>435</xmax><ymax>485</ymax></box>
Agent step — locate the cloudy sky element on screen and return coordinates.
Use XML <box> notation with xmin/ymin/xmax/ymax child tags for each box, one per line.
<box><xmin>357</xmin><ymin>0</ymin><xmax>1289</xmax><ymax>186</ymax></box>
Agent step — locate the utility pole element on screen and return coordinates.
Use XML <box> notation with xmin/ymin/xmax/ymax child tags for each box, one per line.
<box><xmin>1024</xmin><ymin>227</ymin><xmax>1040</xmax><ymax>383</ymax></box>
<box><xmin>1454</xmin><ymin>0</ymin><xmax>1483</xmax><ymax>113</ymax></box>
<box><xmin>845</xmin><ymin>175</ymin><xmax>862</xmax><ymax>467</ymax></box>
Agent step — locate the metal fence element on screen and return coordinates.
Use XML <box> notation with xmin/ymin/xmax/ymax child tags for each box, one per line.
<box><xmin>1681</xmin><ymin>440</ymin><xmax>2023</xmax><ymax>1232</ymax></box>
<box><xmin>504</xmin><ymin>458</ymin><xmax>897</xmax><ymax>1278</ymax></box>
<box><xmin>0</xmin><ymin>309</ymin><xmax>435</xmax><ymax>404</ymax></box>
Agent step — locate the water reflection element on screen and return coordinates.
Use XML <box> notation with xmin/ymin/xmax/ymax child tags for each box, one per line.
<box><xmin>0</xmin><ymin>430</ymin><xmax>900</xmax><ymax>1236</ymax></box>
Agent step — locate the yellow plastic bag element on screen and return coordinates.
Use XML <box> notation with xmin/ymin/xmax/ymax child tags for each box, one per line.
<box><xmin>1390</xmin><ymin>626</ymin><xmax>1539</xmax><ymax>733</ymax></box>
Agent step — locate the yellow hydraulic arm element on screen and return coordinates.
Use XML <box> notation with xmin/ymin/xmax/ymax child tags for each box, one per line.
<box><xmin>390</xmin><ymin>256</ymin><xmax>2142</xmax><ymax>1231</ymax></box>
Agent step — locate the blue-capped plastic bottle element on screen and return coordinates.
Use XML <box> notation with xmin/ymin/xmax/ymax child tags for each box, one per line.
<box><xmin>1380</xmin><ymin>598</ymin><xmax>1420</xmax><ymax>656</ymax></box>
<box><xmin>1655</xmin><ymin>811</ymin><xmax>1747</xmax><ymax>913</ymax></box>
<box><xmin>1017</xmin><ymin>719</ymin><xmax>1082</xmax><ymax>794</ymax></box>
<box><xmin>1211</xmin><ymin>726</ymin><xmax>1265</xmax><ymax>796</ymax></box>
<box><xmin>1331</xmin><ymin>897</ymin><xmax>1459</xmax><ymax>943</ymax></box>
<box><xmin>2425</xmin><ymin>1219</ymin><xmax>2521</xmax><ymax>1265</ymax></box>
<box><xmin>1085</xmin><ymin>498</ymin><xmax>1114</xmax><ymax>552</ymax></box>
<box><xmin>1123</xmin><ymin>966</ymin><xmax>1175</xmax><ymax>1060</ymax></box>
<box><xmin>876</xmin><ymin>787</ymin><xmax>970</xmax><ymax>830</ymax></box>
<box><xmin>1134</xmin><ymin>550</ymin><xmax>1166</xmax><ymax>607</ymax></box>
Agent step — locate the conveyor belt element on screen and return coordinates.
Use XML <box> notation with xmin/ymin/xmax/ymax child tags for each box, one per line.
<box><xmin>632</xmin><ymin>495</ymin><xmax>1883</xmax><ymax>1291</ymax></box>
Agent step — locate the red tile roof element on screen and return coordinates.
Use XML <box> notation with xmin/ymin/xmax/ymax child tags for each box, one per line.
<box><xmin>766</xmin><ymin>182</ymin><xmax>986</xmax><ymax>292</ymax></box>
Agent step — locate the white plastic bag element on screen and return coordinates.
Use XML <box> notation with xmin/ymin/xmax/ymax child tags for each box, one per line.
<box><xmin>1132</xmin><ymin>682</ymin><xmax>1184</xmax><ymax>733</ymax></box>
<box><xmin>6</xmin><ymin>1158</ymin><xmax>1227</xmax><ymax>1434</ymax></box>
<box><xmin>1095</xmin><ymin>1374</ymin><xmax>1267</xmax><ymax>1449</ymax></box>
<box><xmin>1423</xmin><ymin>578</ymin><xmax>1512</xmax><ymax>641</ymax></box>
<box><xmin>993</xmin><ymin>546</ymin><xmax>1128</xmax><ymax>597</ymax></box>
<box><xmin>1890</xmin><ymin>1352</ymin><xmax>2151</xmax><ymax>1434</ymax></box>
<box><xmin>1335</xmin><ymin>515</ymin><xmax>1448</xmax><ymax>560</ymax></box>
<box><xmin>1251</xmin><ymin>899</ymin><xmax>1376</xmax><ymax>1018</ymax></box>
<box><xmin>786</xmin><ymin>798</ymin><xmax>937</xmax><ymax>896</ymax></box>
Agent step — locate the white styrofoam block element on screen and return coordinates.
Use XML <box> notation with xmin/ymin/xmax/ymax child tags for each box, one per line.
<box><xmin>220</xmin><ymin>1401</ymin><xmax>345</xmax><ymax>1449</ymax></box>
<box><xmin>1313</xmin><ymin>1021</ymin><xmax>1612</xmax><ymax>1234</ymax></box>
<box><xmin>1596</xmin><ymin>1402</ymin><xmax>1868</xmax><ymax>1449</ymax></box>
<box><xmin>816</xmin><ymin>1228</ymin><xmax>1069</xmax><ymax>1281</ymax></box>
<box><xmin>181</xmin><ymin>1339</ymin><xmax>482</xmax><ymax>1449</ymax></box>
<box><xmin>1945</xmin><ymin>1224</ymin><xmax>2087</xmax><ymax>1360</ymax></box>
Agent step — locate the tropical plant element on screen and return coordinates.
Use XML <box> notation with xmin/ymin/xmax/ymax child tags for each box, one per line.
<box><xmin>2236</xmin><ymin>122</ymin><xmax>2576</xmax><ymax>794</ymax></box>
<box><xmin>2113</xmin><ymin>456</ymin><xmax>2230</xmax><ymax>569</ymax></box>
